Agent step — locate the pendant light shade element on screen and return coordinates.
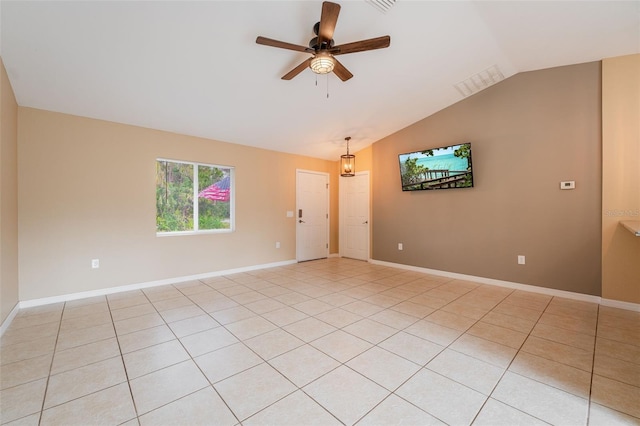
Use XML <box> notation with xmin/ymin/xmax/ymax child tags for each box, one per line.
<box><xmin>340</xmin><ymin>137</ymin><xmax>355</xmax><ymax>177</ymax></box>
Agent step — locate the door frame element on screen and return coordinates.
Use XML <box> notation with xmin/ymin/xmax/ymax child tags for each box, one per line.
<box><xmin>339</xmin><ymin>171</ymin><xmax>370</xmax><ymax>261</ymax></box>
<box><xmin>296</xmin><ymin>169</ymin><xmax>330</xmax><ymax>262</ymax></box>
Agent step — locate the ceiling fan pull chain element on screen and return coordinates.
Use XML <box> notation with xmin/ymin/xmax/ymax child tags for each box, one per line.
<box><xmin>327</xmin><ymin>74</ymin><xmax>330</xmax><ymax>99</ymax></box>
<box><xmin>315</xmin><ymin>74</ymin><xmax>318</xmax><ymax>87</ymax></box>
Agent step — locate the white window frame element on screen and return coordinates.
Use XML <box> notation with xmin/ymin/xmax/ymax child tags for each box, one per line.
<box><xmin>156</xmin><ymin>158</ymin><xmax>235</xmax><ymax>236</ymax></box>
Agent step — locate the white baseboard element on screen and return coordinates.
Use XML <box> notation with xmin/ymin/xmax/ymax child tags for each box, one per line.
<box><xmin>600</xmin><ymin>298</ymin><xmax>640</xmax><ymax>312</ymax></box>
<box><xmin>19</xmin><ymin>259</ymin><xmax>297</xmax><ymax>309</ymax></box>
<box><xmin>0</xmin><ymin>302</ymin><xmax>21</xmax><ymax>337</ymax></box>
<box><xmin>369</xmin><ymin>259</ymin><xmax>606</xmax><ymax>305</ymax></box>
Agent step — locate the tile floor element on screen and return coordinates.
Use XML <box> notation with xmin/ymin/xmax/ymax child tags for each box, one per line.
<box><xmin>1</xmin><ymin>258</ymin><xmax>639</xmax><ymax>425</ymax></box>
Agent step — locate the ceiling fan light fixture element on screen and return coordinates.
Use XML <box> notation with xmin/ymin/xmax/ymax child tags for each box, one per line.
<box><xmin>310</xmin><ymin>52</ymin><xmax>335</xmax><ymax>74</ymax></box>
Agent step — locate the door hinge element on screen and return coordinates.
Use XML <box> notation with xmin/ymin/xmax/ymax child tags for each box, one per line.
<box><xmin>326</xmin><ymin>213</ymin><xmax>328</xmax><ymax>219</ymax></box>
<box><xmin>326</xmin><ymin>243</ymin><xmax>328</xmax><ymax>248</ymax></box>
<box><xmin>326</xmin><ymin>183</ymin><xmax>329</xmax><ymax>189</ymax></box>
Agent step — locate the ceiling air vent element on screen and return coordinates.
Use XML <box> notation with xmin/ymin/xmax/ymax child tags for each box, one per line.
<box><xmin>366</xmin><ymin>0</ymin><xmax>397</xmax><ymax>14</ymax></box>
<box><xmin>454</xmin><ymin>65</ymin><xmax>505</xmax><ymax>98</ymax></box>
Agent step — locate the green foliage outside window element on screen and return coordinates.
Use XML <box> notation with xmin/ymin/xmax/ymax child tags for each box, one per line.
<box><xmin>156</xmin><ymin>160</ymin><xmax>233</xmax><ymax>233</ymax></box>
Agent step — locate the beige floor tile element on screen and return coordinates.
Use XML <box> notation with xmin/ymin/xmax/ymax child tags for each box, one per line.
<box><xmin>106</xmin><ymin>292</ymin><xmax>149</xmax><ymax>310</ymax></box>
<box><xmin>591</xmin><ymin>374</ymin><xmax>640</xmax><ymax>418</ymax></box>
<box><xmin>111</xmin><ymin>303</ymin><xmax>156</xmax><ymax>321</ymax></box>
<box><xmin>143</xmin><ymin>287</ymin><xmax>184</xmax><ymax>302</ymax></box>
<box><xmin>173</xmin><ymin>280</ymin><xmax>214</xmax><ymax>295</ymax></box>
<box><xmin>283</xmin><ymin>317</ymin><xmax>337</xmax><ymax>342</ymax></box>
<box><xmin>468</xmin><ymin>321</ymin><xmax>528</xmax><ymax>349</ymax></box>
<box><xmin>138</xmin><ymin>386</ymin><xmax>237</xmax><ymax>426</ymax></box>
<box><xmin>51</xmin><ymin>337</ymin><xmax>120</xmax><ymax>375</ymax></box>
<box><xmin>195</xmin><ymin>342</ymin><xmax>263</xmax><ymax>383</ymax></box>
<box><xmin>425</xmin><ymin>309</ymin><xmax>478</xmax><ymax>331</ymax></box>
<box><xmin>217</xmin><ymin>285</ymin><xmax>251</xmax><ymax>297</ymax></box>
<box><xmin>472</xmin><ymin>398</ymin><xmax>548</xmax><ymax>426</ymax></box>
<box><xmin>117</xmin><ymin>324</ymin><xmax>175</xmax><ymax>354</ymax></box>
<box><xmin>347</xmin><ymin>346</ymin><xmax>420</xmax><ymax>391</ymax></box>
<box><xmin>273</xmin><ymin>292</ymin><xmax>312</xmax><ymax>306</ymax></box>
<box><xmin>310</xmin><ymin>330</ymin><xmax>372</xmax><ymax>363</ymax></box>
<box><xmin>244</xmin><ymin>298</ymin><xmax>286</xmax><ymax>315</ymax></box>
<box><xmin>440</xmin><ymin>301</ymin><xmax>490</xmax><ymax>321</ymax></box>
<box><xmin>362</xmin><ymin>294</ymin><xmax>402</xmax><ymax>308</ymax></box>
<box><xmin>56</xmin><ymin>322</ymin><xmax>115</xmax><ymax>352</ymax></box>
<box><xmin>426</xmin><ymin>348</ymin><xmax>504</xmax><ymax>395</ymax></box>
<box><xmin>368</xmin><ymin>308</ymin><xmax>419</xmax><ymax>329</ymax></box>
<box><xmin>508</xmin><ymin>351</ymin><xmax>592</xmax><ymax>398</ymax></box>
<box><xmin>214</xmin><ymin>363</ymin><xmax>296</xmax><ymax>421</ymax></box>
<box><xmin>0</xmin><ymin>378</ymin><xmax>47</xmax><ymax>424</ymax></box>
<box><xmin>123</xmin><ymin>339</ymin><xmax>190</xmax><ymax>379</ymax></box>
<box><xmin>396</xmin><ymin>368</ymin><xmax>486</xmax><ymax>425</ymax></box>
<box><xmin>167</xmin><ymin>314</ymin><xmax>219</xmax><ymax>338</ymax></box>
<box><xmin>492</xmin><ymin>371</ymin><xmax>588</xmax><ymax>425</ymax></box>
<box><xmin>268</xmin><ymin>344</ymin><xmax>340</xmax><ymax>387</ymax></box>
<box><xmin>588</xmin><ymin>402</ymin><xmax>640</xmax><ymax>426</ymax></box>
<box><xmin>180</xmin><ymin>327</ymin><xmax>239</xmax><ymax>357</ymax></box>
<box><xmin>244</xmin><ymin>390</ymin><xmax>341</xmax><ymax>426</ymax></box>
<box><xmin>317</xmin><ymin>293</ymin><xmax>358</xmax><ymax>307</ymax></box>
<box><xmin>521</xmin><ymin>336</ymin><xmax>593</xmax><ymax>372</ymax></box>
<box><xmin>480</xmin><ymin>311</ymin><xmax>536</xmax><ymax>333</ymax></box>
<box><xmin>379</xmin><ymin>331</ymin><xmax>444</xmax><ymax>365</ymax></box>
<box><xmin>342</xmin><ymin>318</ymin><xmax>398</xmax><ymax>344</ymax></box>
<box><xmin>538</xmin><ymin>311</ymin><xmax>596</xmax><ymax>336</ymax></box>
<box><xmin>261</xmin><ymin>306</ymin><xmax>308</xmax><ymax>327</ymax></box>
<box><xmin>404</xmin><ymin>319</ymin><xmax>463</xmax><ymax>346</ymax></box>
<box><xmin>62</xmin><ymin>302</ymin><xmax>109</xmax><ymax>320</ymax></box>
<box><xmin>290</xmin><ymin>299</ymin><xmax>333</xmax><ymax>316</ymax></box>
<box><xmin>594</xmin><ymin>351</ymin><xmax>640</xmax><ymax>387</ymax></box>
<box><xmin>408</xmin><ymin>295</ymin><xmax>450</xmax><ymax>310</ymax></box>
<box><xmin>597</xmin><ymin>323</ymin><xmax>640</xmax><ymax>347</ymax></box>
<box><xmin>230</xmin><ymin>290</ymin><xmax>268</xmax><ymax>305</ymax></box>
<box><xmin>530</xmin><ymin>322</ymin><xmax>595</xmax><ymax>351</ymax></box>
<box><xmin>129</xmin><ymin>360</ymin><xmax>209</xmax><ymax>415</ymax></box>
<box><xmin>315</xmin><ymin>308</ymin><xmax>363</xmax><ymax>328</ymax></box>
<box><xmin>8</xmin><ymin>311</ymin><xmax>61</xmax><ymax>330</ymax></box>
<box><xmin>492</xmin><ymin>302</ymin><xmax>543</xmax><ymax>321</ymax></box>
<box><xmin>223</xmin><ymin>316</ymin><xmax>276</xmax><ymax>341</ymax></box>
<box><xmin>2</xmin><ymin>412</ymin><xmax>41</xmax><ymax>425</ymax></box>
<box><xmin>15</xmin><ymin>303</ymin><xmax>63</xmax><ymax>318</ymax></box>
<box><xmin>358</xmin><ymin>394</ymin><xmax>445</xmax><ymax>426</ymax></box>
<box><xmin>0</xmin><ymin>353</ymin><xmax>53</xmax><ymax>390</ymax></box>
<box><xmin>596</xmin><ymin>337</ymin><xmax>640</xmax><ymax>365</ymax></box>
<box><xmin>449</xmin><ymin>334</ymin><xmax>517</xmax><ymax>369</ymax></box>
<box><xmin>1</xmin><ymin>322</ymin><xmax>60</xmax><ymax>347</ymax></box>
<box><xmin>341</xmin><ymin>300</ymin><xmax>385</xmax><ymax>317</ymax></box>
<box><xmin>0</xmin><ymin>334</ymin><xmax>57</xmax><ymax>366</ymax></box>
<box><xmin>158</xmin><ymin>304</ymin><xmax>205</xmax><ymax>323</ymax></box>
<box><xmin>150</xmin><ymin>295</ymin><xmax>195</xmax><ymax>312</ymax></box>
<box><xmin>209</xmin><ymin>305</ymin><xmax>256</xmax><ymax>325</ymax></box>
<box><xmin>44</xmin><ymin>356</ymin><xmax>126</xmax><ymax>409</ymax></box>
<box><xmin>59</xmin><ymin>310</ymin><xmax>113</xmax><ymax>332</ymax></box>
<box><xmin>303</xmin><ymin>365</ymin><xmax>389</xmax><ymax>425</ymax></box>
<box><xmin>244</xmin><ymin>328</ymin><xmax>304</xmax><ymax>360</ymax></box>
<box><xmin>114</xmin><ymin>313</ymin><xmax>165</xmax><ymax>336</ymax></box>
<box><xmin>40</xmin><ymin>382</ymin><xmax>136</xmax><ymax>425</ymax></box>
<box><xmin>389</xmin><ymin>300</ymin><xmax>435</xmax><ymax>318</ymax></box>
<box><xmin>597</xmin><ymin>312</ymin><xmax>640</xmax><ymax>332</ymax></box>
<box><xmin>258</xmin><ymin>285</ymin><xmax>292</xmax><ymax>298</ymax></box>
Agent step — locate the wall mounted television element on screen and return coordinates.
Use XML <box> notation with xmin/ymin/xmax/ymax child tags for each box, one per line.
<box><xmin>399</xmin><ymin>142</ymin><xmax>474</xmax><ymax>191</ymax></box>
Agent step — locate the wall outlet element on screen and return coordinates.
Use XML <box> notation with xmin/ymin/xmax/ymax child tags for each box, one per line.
<box><xmin>517</xmin><ymin>255</ymin><xmax>525</xmax><ymax>265</ymax></box>
<box><xmin>91</xmin><ymin>259</ymin><xmax>100</xmax><ymax>269</ymax></box>
<box><xmin>275</xmin><ymin>241</ymin><xmax>281</xmax><ymax>249</ymax></box>
<box><xmin>398</xmin><ymin>243</ymin><xmax>403</xmax><ymax>251</ymax></box>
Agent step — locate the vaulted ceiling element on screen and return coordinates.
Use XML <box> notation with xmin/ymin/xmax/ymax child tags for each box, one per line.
<box><xmin>2</xmin><ymin>1</ymin><xmax>638</xmax><ymax>160</ymax></box>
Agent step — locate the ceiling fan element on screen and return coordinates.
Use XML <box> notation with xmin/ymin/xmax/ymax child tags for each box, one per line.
<box><xmin>256</xmin><ymin>1</ymin><xmax>390</xmax><ymax>82</ymax></box>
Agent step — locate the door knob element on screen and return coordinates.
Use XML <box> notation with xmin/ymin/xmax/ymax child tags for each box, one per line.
<box><xmin>299</xmin><ymin>219</ymin><xmax>306</xmax><ymax>223</ymax></box>
<box><xmin>363</xmin><ymin>221</ymin><xmax>368</xmax><ymax>224</ymax></box>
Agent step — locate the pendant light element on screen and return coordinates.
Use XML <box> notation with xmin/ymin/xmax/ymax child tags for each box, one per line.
<box><xmin>340</xmin><ymin>136</ymin><xmax>355</xmax><ymax>177</ymax></box>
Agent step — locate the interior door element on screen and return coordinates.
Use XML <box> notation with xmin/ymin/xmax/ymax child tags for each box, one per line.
<box><xmin>296</xmin><ymin>170</ymin><xmax>329</xmax><ymax>262</ymax></box>
<box><xmin>340</xmin><ymin>172</ymin><xmax>370</xmax><ymax>261</ymax></box>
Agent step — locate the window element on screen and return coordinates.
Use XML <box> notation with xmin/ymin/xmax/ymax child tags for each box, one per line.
<box><xmin>156</xmin><ymin>159</ymin><xmax>234</xmax><ymax>234</ymax></box>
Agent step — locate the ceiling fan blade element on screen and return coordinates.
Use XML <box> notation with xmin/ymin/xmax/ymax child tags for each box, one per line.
<box><xmin>318</xmin><ymin>2</ymin><xmax>341</xmax><ymax>46</ymax></box>
<box><xmin>256</xmin><ymin>36</ymin><xmax>313</xmax><ymax>53</ymax></box>
<box><xmin>330</xmin><ymin>36</ymin><xmax>391</xmax><ymax>55</ymax></box>
<box><xmin>282</xmin><ymin>58</ymin><xmax>312</xmax><ymax>80</ymax></box>
<box><xmin>332</xmin><ymin>58</ymin><xmax>353</xmax><ymax>82</ymax></box>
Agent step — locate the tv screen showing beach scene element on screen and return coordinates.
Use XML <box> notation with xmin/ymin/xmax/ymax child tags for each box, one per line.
<box><xmin>399</xmin><ymin>143</ymin><xmax>474</xmax><ymax>191</ymax></box>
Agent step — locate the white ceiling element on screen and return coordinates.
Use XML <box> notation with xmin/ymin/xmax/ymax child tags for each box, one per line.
<box><xmin>1</xmin><ymin>1</ymin><xmax>638</xmax><ymax>160</ymax></box>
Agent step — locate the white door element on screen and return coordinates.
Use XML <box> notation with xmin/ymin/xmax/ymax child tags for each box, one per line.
<box><xmin>340</xmin><ymin>172</ymin><xmax>370</xmax><ymax>261</ymax></box>
<box><xmin>296</xmin><ymin>170</ymin><xmax>329</xmax><ymax>262</ymax></box>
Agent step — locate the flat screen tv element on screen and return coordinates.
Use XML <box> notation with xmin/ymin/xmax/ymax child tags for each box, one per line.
<box><xmin>399</xmin><ymin>142</ymin><xmax>474</xmax><ymax>191</ymax></box>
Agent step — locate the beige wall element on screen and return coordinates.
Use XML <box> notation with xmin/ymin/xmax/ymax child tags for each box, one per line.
<box><xmin>372</xmin><ymin>62</ymin><xmax>602</xmax><ymax>296</ymax></box>
<box><xmin>1</xmin><ymin>57</ymin><xmax>20</xmax><ymax>323</ymax></box>
<box><xmin>602</xmin><ymin>54</ymin><xmax>640</xmax><ymax>304</ymax></box>
<box><xmin>18</xmin><ymin>108</ymin><xmax>338</xmax><ymax>301</ymax></box>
